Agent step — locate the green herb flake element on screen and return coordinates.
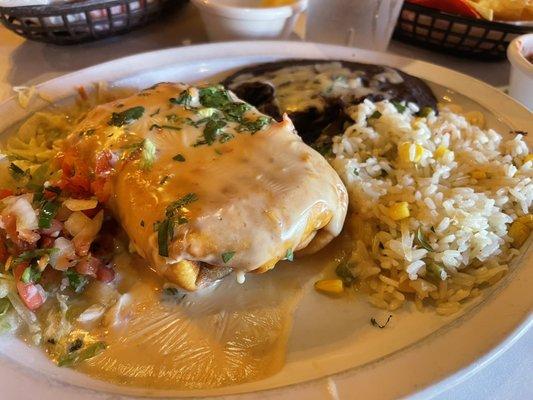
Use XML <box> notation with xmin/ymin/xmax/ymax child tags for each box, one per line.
<box><xmin>170</xmin><ymin>89</ymin><xmax>192</xmax><ymax>108</ymax></box>
<box><xmin>21</xmin><ymin>265</ymin><xmax>41</xmax><ymax>284</ymax></box>
<box><xmin>157</xmin><ymin>193</ymin><xmax>199</xmax><ymax>257</ymax></box>
<box><xmin>38</xmin><ymin>201</ymin><xmax>60</xmax><ymax>229</ymax></box>
<box><xmin>13</xmin><ymin>248</ymin><xmax>58</xmax><ymax>265</ymax></box>
<box><xmin>65</xmin><ymin>270</ymin><xmax>88</xmax><ymax>293</ymax></box>
<box><xmin>285</xmin><ymin>249</ymin><xmax>294</xmax><ymax>262</ymax></box>
<box><xmin>159</xmin><ymin>175</ymin><xmax>171</xmax><ymax>185</ymax></box>
<box><xmin>160</xmin><ymin>125</ymin><xmax>181</xmax><ymax>132</ymax></box>
<box><xmin>391</xmin><ymin>101</ymin><xmax>407</xmax><ymax>113</ymax></box>
<box><xmin>335</xmin><ymin>262</ymin><xmax>355</xmax><ymax>286</ymax></box>
<box><xmin>157</xmin><ymin>218</ymin><xmax>173</xmax><ymax>258</ymax></box>
<box><xmin>415</xmin><ymin>227</ymin><xmax>433</xmax><ymax>252</ymax></box>
<box><xmin>419</xmin><ymin>106</ymin><xmax>433</xmax><ymax>118</ymax></box>
<box><xmin>203</xmin><ymin>118</ymin><xmax>227</xmax><ymax>145</ymax></box>
<box><xmin>108</xmin><ymin>106</ymin><xmax>145</xmax><ymax>127</ymax></box>
<box><xmin>427</xmin><ymin>263</ymin><xmax>446</xmax><ymax>281</ymax></box>
<box><xmin>57</xmin><ymin>341</ymin><xmax>107</xmax><ymax>367</ymax></box>
<box><xmin>139</xmin><ymin>139</ymin><xmax>156</xmax><ymax>171</ymax></box>
<box><xmin>368</xmin><ymin>110</ymin><xmax>382</xmax><ymax>120</ymax></box>
<box><xmin>222</xmin><ymin>102</ymin><xmax>251</xmax><ymax>122</ymax></box>
<box><xmin>0</xmin><ymin>298</ymin><xmax>10</xmax><ymax>316</ymax></box>
<box><xmin>172</xmin><ymin>154</ymin><xmax>185</xmax><ymax>162</ymax></box>
<box><xmin>238</xmin><ymin>116</ymin><xmax>271</xmax><ymax>133</ymax></box>
<box><xmin>221</xmin><ymin>251</ymin><xmax>235</xmax><ymax>264</ymax></box>
<box><xmin>199</xmin><ymin>86</ymin><xmax>231</xmax><ymax>108</ymax></box>
<box><xmin>9</xmin><ymin>163</ymin><xmax>26</xmax><ymax>180</ymax></box>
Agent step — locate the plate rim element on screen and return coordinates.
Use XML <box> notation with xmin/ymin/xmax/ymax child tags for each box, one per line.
<box><xmin>0</xmin><ymin>40</ymin><xmax>531</xmax><ymax>400</ymax></box>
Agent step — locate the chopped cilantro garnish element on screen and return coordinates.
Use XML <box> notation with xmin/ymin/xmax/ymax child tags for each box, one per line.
<box><xmin>415</xmin><ymin>227</ymin><xmax>433</xmax><ymax>252</ymax></box>
<box><xmin>108</xmin><ymin>106</ymin><xmax>145</xmax><ymax>127</ymax></box>
<box><xmin>157</xmin><ymin>193</ymin><xmax>199</xmax><ymax>257</ymax></box>
<box><xmin>285</xmin><ymin>249</ymin><xmax>294</xmax><ymax>262</ymax></box>
<box><xmin>13</xmin><ymin>248</ymin><xmax>58</xmax><ymax>265</ymax></box>
<box><xmin>57</xmin><ymin>341</ymin><xmax>106</xmax><ymax>367</ymax></box>
<box><xmin>160</xmin><ymin>125</ymin><xmax>181</xmax><ymax>131</ymax></box>
<box><xmin>419</xmin><ymin>106</ymin><xmax>433</xmax><ymax>118</ymax></box>
<box><xmin>199</xmin><ymin>86</ymin><xmax>231</xmax><ymax>108</ymax></box>
<box><xmin>391</xmin><ymin>101</ymin><xmax>406</xmax><ymax>113</ymax></box>
<box><xmin>0</xmin><ymin>298</ymin><xmax>10</xmax><ymax>316</ymax></box>
<box><xmin>221</xmin><ymin>251</ymin><xmax>235</xmax><ymax>264</ymax></box>
<box><xmin>38</xmin><ymin>201</ymin><xmax>59</xmax><ymax>229</ymax></box>
<box><xmin>170</xmin><ymin>89</ymin><xmax>192</xmax><ymax>108</ymax></box>
<box><xmin>368</xmin><ymin>110</ymin><xmax>382</xmax><ymax>120</ymax></box>
<box><xmin>79</xmin><ymin>128</ymin><xmax>95</xmax><ymax>137</ymax></box>
<box><xmin>21</xmin><ymin>265</ymin><xmax>41</xmax><ymax>284</ymax></box>
<box><xmin>9</xmin><ymin>163</ymin><xmax>26</xmax><ymax>180</ymax></box>
<box><xmin>203</xmin><ymin>118</ymin><xmax>227</xmax><ymax>145</ymax></box>
<box><xmin>222</xmin><ymin>102</ymin><xmax>251</xmax><ymax>122</ymax></box>
<box><xmin>172</xmin><ymin>154</ymin><xmax>185</xmax><ymax>162</ymax></box>
<box><xmin>427</xmin><ymin>263</ymin><xmax>446</xmax><ymax>281</ymax></box>
<box><xmin>65</xmin><ymin>270</ymin><xmax>88</xmax><ymax>293</ymax></box>
<box><xmin>335</xmin><ymin>262</ymin><xmax>355</xmax><ymax>286</ymax></box>
<box><xmin>139</xmin><ymin>139</ymin><xmax>156</xmax><ymax>171</ymax></box>
<box><xmin>237</xmin><ymin>116</ymin><xmax>271</xmax><ymax>133</ymax></box>
<box><xmin>159</xmin><ymin>175</ymin><xmax>171</xmax><ymax>185</ymax></box>
<box><xmin>157</xmin><ymin>218</ymin><xmax>173</xmax><ymax>258</ymax></box>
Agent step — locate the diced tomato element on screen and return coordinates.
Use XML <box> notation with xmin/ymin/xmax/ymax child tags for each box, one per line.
<box><xmin>96</xmin><ymin>264</ymin><xmax>115</xmax><ymax>283</ymax></box>
<box><xmin>94</xmin><ymin>150</ymin><xmax>114</xmax><ymax>177</ymax></box>
<box><xmin>0</xmin><ymin>189</ymin><xmax>13</xmax><ymax>199</ymax></box>
<box><xmin>13</xmin><ymin>261</ymin><xmax>30</xmax><ymax>281</ymax></box>
<box><xmin>58</xmin><ymin>152</ymin><xmax>92</xmax><ymax>199</ymax></box>
<box><xmin>407</xmin><ymin>0</ymin><xmax>480</xmax><ymax>18</ymax></box>
<box><xmin>75</xmin><ymin>256</ymin><xmax>102</xmax><ymax>278</ymax></box>
<box><xmin>16</xmin><ymin>282</ymin><xmax>46</xmax><ymax>310</ymax></box>
<box><xmin>91</xmin><ymin>178</ymin><xmax>111</xmax><ymax>204</ymax></box>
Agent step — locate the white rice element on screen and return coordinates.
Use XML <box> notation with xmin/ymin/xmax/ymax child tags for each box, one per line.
<box><xmin>330</xmin><ymin>99</ymin><xmax>532</xmax><ymax>314</ymax></box>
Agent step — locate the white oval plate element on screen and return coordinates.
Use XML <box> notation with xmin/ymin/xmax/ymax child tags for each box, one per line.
<box><xmin>0</xmin><ymin>42</ymin><xmax>531</xmax><ymax>400</ymax></box>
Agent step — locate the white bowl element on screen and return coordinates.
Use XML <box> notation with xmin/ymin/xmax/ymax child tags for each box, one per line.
<box><xmin>507</xmin><ymin>33</ymin><xmax>533</xmax><ymax>110</ymax></box>
<box><xmin>191</xmin><ymin>0</ymin><xmax>307</xmax><ymax>41</ymax></box>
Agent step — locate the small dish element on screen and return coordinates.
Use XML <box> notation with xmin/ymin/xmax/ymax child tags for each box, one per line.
<box><xmin>191</xmin><ymin>0</ymin><xmax>307</xmax><ymax>41</ymax></box>
<box><xmin>508</xmin><ymin>33</ymin><xmax>533</xmax><ymax>110</ymax></box>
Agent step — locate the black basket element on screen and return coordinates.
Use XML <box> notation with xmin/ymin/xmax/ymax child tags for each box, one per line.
<box><xmin>394</xmin><ymin>2</ymin><xmax>533</xmax><ymax>60</ymax></box>
<box><xmin>0</xmin><ymin>0</ymin><xmax>181</xmax><ymax>45</ymax></box>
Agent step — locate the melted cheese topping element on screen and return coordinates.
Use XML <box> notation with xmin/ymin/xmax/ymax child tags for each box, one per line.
<box><xmin>67</xmin><ymin>83</ymin><xmax>347</xmax><ymax>284</ymax></box>
<box><xmin>231</xmin><ymin>61</ymin><xmax>404</xmax><ymax>113</ymax></box>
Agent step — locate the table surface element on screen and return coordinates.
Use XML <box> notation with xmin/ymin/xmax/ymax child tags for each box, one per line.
<box><xmin>0</xmin><ymin>3</ymin><xmax>531</xmax><ymax>400</ymax></box>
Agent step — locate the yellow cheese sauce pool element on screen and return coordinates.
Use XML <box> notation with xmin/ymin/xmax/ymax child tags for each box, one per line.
<box><xmin>58</xmin><ymin>240</ymin><xmax>343</xmax><ymax>389</ymax></box>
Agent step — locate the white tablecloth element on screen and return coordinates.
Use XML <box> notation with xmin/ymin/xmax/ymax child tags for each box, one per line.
<box><xmin>0</xmin><ymin>3</ymin><xmax>531</xmax><ymax>399</ymax></box>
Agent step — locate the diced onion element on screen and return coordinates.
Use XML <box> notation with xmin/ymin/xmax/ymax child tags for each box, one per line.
<box><xmin>73</xmin><ymin>211</ymin><xmax>104</xmax><ymax>256</ymax></box>
<box><xmin>50</xmin><ymin>237</ymin><xmax>76</xmax><ymax>271</ymax></box>
<box><xmin>64</xmin><ymin>211</ymin><xmax>91</xmax><ymax>237</ymax></box>
<box><xmin>63</xmin><ymin>198</ymin><xmax>98</xmax><ymax>212</ymax></box>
